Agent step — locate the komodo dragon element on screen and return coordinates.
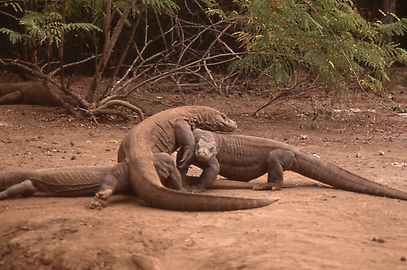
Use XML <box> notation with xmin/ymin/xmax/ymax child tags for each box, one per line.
<box><xmin>89</xmin><ymin>106</ymin><xmax>277</xmax><ymax>211</ymax></box>
<box><xmin>0</xmin><ymin>82</ymin><xmax>77</xmax><ymax>106</ymax></box>
<box><xmin>0</xmin><ymin>153</ymin><xmax>182</xmax><ymax>200</ymax></box>
<box><xmin>180</xmin><ymin>128</ymin><xmax>407</xmax><ymax>201</ymax></box>
<box><xmin>0</xmin><ymin>159</ymin><xmax>255</xmax><ymax>200</ymax></box>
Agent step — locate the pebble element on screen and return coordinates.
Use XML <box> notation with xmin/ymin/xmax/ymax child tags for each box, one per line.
<box><xmin>372</xmin><ymin>237</ymin><xmax>385</xmax><ymax>243</ymax></box>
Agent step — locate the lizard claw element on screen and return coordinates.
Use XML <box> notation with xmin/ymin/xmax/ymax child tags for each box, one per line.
<box><xmin>178</xmin><ymin>147</ymin><xmax>194</xmax><ymax>169</ymax></box>
<box><xmin>88</xmin><ymin>190</ymin><xmax>113</xmax><ymax>209</ymax></box>
<box><xmin>253</xmin><ymin>183</ymin><xmax>282</xmax><ymax>191</ymax></box>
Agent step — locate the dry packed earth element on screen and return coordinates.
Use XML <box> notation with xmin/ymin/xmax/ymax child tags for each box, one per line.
<box><xmin>0</xmin><ymin>77</ymin><xmax>407</xmax><ymax>269</ymax></box>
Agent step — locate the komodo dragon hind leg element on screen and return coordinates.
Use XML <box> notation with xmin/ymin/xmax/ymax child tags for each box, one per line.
<box><xmin>89</xmin><ymin>153</ymin><xmax>183</xmax><ymax>209</ymax></box>
<box><xmin>89</xmin><ymin>162</ymin><xmax>129</xmax><ymax>209</ymax></box>
<box><xmin>0</xmin><ymin>180</ymin><xmax>37</xmax><ymax>199</ymax></box>
<box><xmin>253</xmin><ymin>149</ymin><xmax>295</xmax><ymax>191</ymax></box>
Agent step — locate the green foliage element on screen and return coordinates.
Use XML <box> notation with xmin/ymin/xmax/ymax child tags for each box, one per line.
<box><xmin>210</xmin><ymin>0</ymin><xmax>407</xmax><ymax>95</ymax></box>
<box><xmin>0</xmin><ymin>0</ymin><xmax>178</xmax><ymax>65</ymax></box>
<box><xmin>0</xmin><ymin>0</ymin><xmax>101</xmax><ymax>48</ymax></box>
<box><xmin>389</xmin><ymin>103</ymin><xmax>406</xmax><ymax>113</ymax></box>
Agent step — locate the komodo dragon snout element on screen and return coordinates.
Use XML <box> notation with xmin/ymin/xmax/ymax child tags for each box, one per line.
<box><xmin>195</xmin><ymin>133</ymin><xmax>217</xmax><ymax>162</ymax></box>
<box><xmin>194</xmin><ymin>111</ymin><xmax>237</xmax><ymax>132</ymax></box>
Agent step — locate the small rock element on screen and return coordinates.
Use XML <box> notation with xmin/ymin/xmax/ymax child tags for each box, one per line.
<box><xmin>378</xmin><ymin>150</ymin><xmax>385</xmax><ymax>156</ymax></box>
<box><xmin>71</xmin><ymin>156</ymin><xmax>76</xmax><ymax>160</ymax></box>
<box><xmin>355</xmin><ymin>153</ymin><xmax>362</xmax><ymax>158</ymax></box>
<box><xmin>401</xmin><ymin>256</ymin><xmax>406</xmax><ymax>261</ymax></box>
<box><xmin>300</xmin><ymin>135</ymin><xmax>308</xmax><ymax>140</ymax></box>
<box><xmin>372</xmin><ymin>237</ymin><xmax>385</xmax><ymax>243</ymax></box>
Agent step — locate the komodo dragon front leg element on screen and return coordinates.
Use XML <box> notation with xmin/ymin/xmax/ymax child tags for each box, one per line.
<box><xmin>181</xmin><ymin>128</ymin><xmax>407</xmax><ymax>201</ymax></box>
<box><xmin>89</xmin><ymin>153</ymin><xmax>183</xmax><ymax>208</ymax></box>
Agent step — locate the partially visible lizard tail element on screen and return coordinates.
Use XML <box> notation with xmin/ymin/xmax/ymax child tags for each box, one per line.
<box><xmin>0</xmin><ymin>171</ymin><xmax>29</xmax><ymax>191</ymax></box>
<box><xmin>294</xmin><ymin>151</ymin><xmax>407</xmax><ymax>200</ymax></box>
<box><xmin>131</xmin><ymin>158</ymin><xmax>278</xmax><ymax>211</ymax></box>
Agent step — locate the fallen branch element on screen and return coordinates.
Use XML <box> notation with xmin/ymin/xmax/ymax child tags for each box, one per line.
<box><xmin>0</xmin><ymin>227</ymin><xmax>29</xmax><ymax>237</ymax></box>
<box><xmin>92</xmin><ymin>100</ymin><xmax>144</xmax><ymax>121</ymax></box>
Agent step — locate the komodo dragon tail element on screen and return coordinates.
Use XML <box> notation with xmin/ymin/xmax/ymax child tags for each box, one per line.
<box><xmin>0</xmin><ymin>171</ymin><xmax>30</xmax><ymax>191</ymax></box>
<box><xmin>293</xmin><ymin>150</ymin><xmax>407</xmax><ymax>200</ymax></box>
<box><xmin>130</xmin><ymin>157</ymin><xmax>277</xmax><ymax>211</ymax></box>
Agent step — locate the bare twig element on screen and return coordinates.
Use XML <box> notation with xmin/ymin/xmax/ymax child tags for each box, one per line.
<box><xmin>92</xmin><ymin>100</ymin><xmax>144</xmax><ymax>121</ymax></box>
<box><xmin>48</xmin><ymin>54</ymin><xmax>102</xmax><ymax>77</ymax></box>
<box><xmin>0</xmin><ymin>227</ymin><xmax>29</xmax><ymax>237</ymax></box>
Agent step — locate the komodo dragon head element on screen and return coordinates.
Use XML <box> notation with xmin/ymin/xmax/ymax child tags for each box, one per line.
<box><xmin>186</xmin><ymin>106</ymin><xmax>237</xmax><ymax>132</ymax></box>
<box><xmin>193</xmin><ymin>129</ymin><xmax>217</xmax><ymax>162</ymax></box>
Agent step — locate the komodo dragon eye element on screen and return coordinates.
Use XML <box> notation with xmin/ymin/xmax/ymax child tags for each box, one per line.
<box><xmin>209</xmin><ymin>146</ymin><xmax>216</xmax><ymax>154</ymax></box>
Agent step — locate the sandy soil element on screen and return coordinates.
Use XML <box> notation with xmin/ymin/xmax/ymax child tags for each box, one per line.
<box><xmin>0</xmin><ymin>76</ymin><xmax>407</xmax><ymax>269</ymax></box>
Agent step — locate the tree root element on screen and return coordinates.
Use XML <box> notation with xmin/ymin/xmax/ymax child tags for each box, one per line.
<box><xmin>87</xmin><ymin>100</ymin><xmax>144</xmax><ymax>121</ymax></box>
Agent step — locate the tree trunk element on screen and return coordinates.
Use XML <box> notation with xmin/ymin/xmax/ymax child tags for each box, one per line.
<box><xmin>85</xmin><ymin>0</ymin><xmax>136</xmax><ymax>105</ymax></box>
<box><xmin>381</xmin><ymin>0</ymin><xmax>397</xmax><ymax>43</ymax></box>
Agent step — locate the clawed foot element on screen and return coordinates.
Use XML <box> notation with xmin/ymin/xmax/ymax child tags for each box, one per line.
<box><xmin>88</xmin><ymin>190</ymin><xmax>113</xmax><ymax>209</ymax></box>
<box><xmin>253</xmin><ymin>183</ymin><xmax>282</xmax><ymax>191</ymax></box>
<box><xmin>178</xmin><ymin>147</ymin><xmax>194</xmax><ymax>170</ymax></box>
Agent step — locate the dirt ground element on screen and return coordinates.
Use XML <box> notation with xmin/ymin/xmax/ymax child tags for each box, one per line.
<box><xmin>0</xmin><ymin>75</ymin><xmax>407</xmax><ymax>269</ymax></box>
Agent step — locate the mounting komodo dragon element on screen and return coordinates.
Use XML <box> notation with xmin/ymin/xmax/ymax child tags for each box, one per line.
<box><xmin>0</xmin><ymin>155</ymin><xmax>255</xmax><ymax>200</ymax></box>
<box><xmin>88</xmin><ymin>106</ymin><xmax>276</xmax><ymax>211</ymax></box>
<box><xmin>180</xmin><ymin>128</ymin><xmax>407</xmax><ymax>201</ymax></box>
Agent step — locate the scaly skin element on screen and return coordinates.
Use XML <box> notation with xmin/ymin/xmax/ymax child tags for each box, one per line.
<box><xmin>0</xmin><ymin>82</ymin><xmax>77</xmax><ymax>105</ymax></box>
<box><xmin>0</xmin><ymin>165</ymin><xmax>125</xmax><ymax>199</ymax></box>
<box><xmin>0</xmin><ymin>161</ymin><xmax>253</xmax><ymax>200</ymax></box>
<box><xmin>0</xmin><ymin>153</ymin><xmax>182</xmax><ymax>200</ymax></box>
<box><xmin>186</xmin><ymin>128</ymin><xmax>407</xmax><ymax>201</ymax></box>
<box><xmin>91</xmin><ymin>106</ymin><xmax>277</xmax><ymax>211</ymax></box>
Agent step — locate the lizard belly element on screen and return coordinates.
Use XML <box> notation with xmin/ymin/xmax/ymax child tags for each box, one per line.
<box><xmin>218</xmin><ymin>159</ymin><xmax>268</xmax><ymax>181</ymax></box>
<box><xmin>215</xmin><ymin>138</ymin><xmax>272</xmax><ymax>181</ymax></box>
